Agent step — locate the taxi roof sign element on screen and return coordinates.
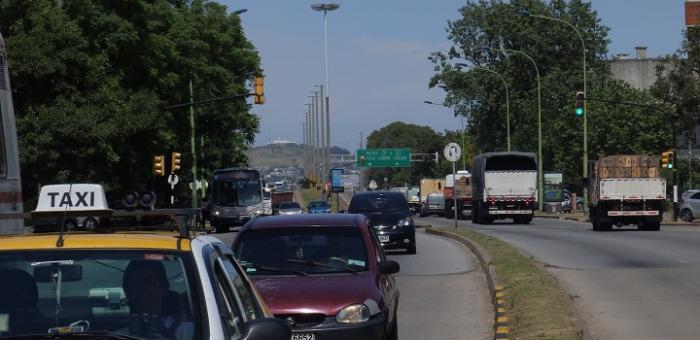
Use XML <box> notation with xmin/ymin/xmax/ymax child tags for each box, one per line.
<box><xmin>33</xmin><ymin>184</ymin><xmax>111</xmax><ymax>216</ymax></box>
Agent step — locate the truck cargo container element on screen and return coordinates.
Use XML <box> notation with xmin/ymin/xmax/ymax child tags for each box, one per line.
<box><xmin>444</xmin><ymin>171</ymin><xmax>472</xmax><ymax>220</ymax></box>
<box><xmin>471</xmin><ymin>152</ymin><xmax>537</xmax><ymax>224</ymax></box>
<box><xmin>589</xmin><ymin>155</ymin><xmax>665</xmax><ymax>231</ymax></box>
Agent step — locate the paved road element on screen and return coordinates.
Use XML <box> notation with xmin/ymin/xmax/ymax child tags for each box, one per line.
<box><xmin>214</xmin><ymin>226</ymin><xmax>492</xmax><ymax>340</ymax></box>
<box><xmin>419</xmin><ymin>216</ymin><xmax>700</xmax><ymax>340</ymax></box>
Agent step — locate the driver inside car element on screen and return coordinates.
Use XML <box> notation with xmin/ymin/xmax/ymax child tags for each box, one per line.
<box><xmin>122</xmin><ymin>260</ymin><xmax>194</xmax><ymax>340</ymax></box>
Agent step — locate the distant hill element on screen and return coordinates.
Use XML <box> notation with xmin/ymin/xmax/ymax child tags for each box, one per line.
<box><xmin>247</xmin><ymin>143</ymin><xmax>350</xmax><ymax>168</ymax></box>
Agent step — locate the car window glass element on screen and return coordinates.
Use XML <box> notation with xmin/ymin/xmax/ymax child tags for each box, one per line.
<box><xmin>349</xmin><ymin>194</ymin><xmax>408</xmax><ymax>213</ymax></box>
<box><xmin>236</xmin><ymin>227</ymin><xmax>369</xmax><ymax>275</ymax></box>
<box><xmin>691</xmin><ymin>192</ymin><xmax>700</xmax><ymax>200</ymax></box>
<box><xmin>220</xmin><ymin>254</ymin><xmax>260</xmax><ymax>320</ymax></box>
<box><xmin>367</xmin><ymin>227</ymin><xmax>385</xmax><ymax>262</ymax></box>
<box><xmin>214</xmin><ymin>262</ymin><xmax>245</xmax><ymax>339</ymax></box>
<box><xmin>0</xmin><ymin>250</ymin><xmax>199</xmax><ymax>339</ymax></box>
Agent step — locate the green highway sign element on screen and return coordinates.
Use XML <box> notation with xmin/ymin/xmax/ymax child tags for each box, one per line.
<box><xmin>356</xmin><ymin>148</ymin><xmax>411</xmax><ymax>167</ymax></box>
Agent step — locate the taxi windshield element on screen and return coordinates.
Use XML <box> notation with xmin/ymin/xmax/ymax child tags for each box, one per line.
<box><xmin>0</xmin><ymin>250</ymin><xmax>201</xmax><ymax>340</ymax></box>
<box><xmin>235</xmin><ymin>227</ymin><xmax>369</xmax><ymax>275</ymax></box>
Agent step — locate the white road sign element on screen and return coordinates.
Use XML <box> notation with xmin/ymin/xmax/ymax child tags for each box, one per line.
<box><xmin>443</xmin><ymin>143</ymin><xmax>462</xmax><ymax>162</ymax></box>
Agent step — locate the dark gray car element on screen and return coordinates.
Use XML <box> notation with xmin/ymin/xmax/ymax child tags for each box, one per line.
<box><xmin>420</xmin><ymin>193</ymin><xmax>445</xmax><ymax>217</ymax></box>
<box><xmin>348</xmin><ymin>191</ymin><xmax>416</xmax><ymax>254</ymax></box>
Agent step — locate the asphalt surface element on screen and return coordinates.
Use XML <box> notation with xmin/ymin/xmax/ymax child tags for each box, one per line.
<box><xmin>214</xmin><ymin>225</ymin><xmax>492</xmax><ymax>340</ymax></box>
<box><xmin>419</xmin><ymin>215</ymin><xmax>700</xmax><ymax>340</ymax></box>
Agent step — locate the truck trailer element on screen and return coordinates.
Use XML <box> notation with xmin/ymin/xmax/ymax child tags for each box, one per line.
<box><xmin>444</xmin><ymin>171</ymin><xmax>472</xmax><ymax>220</ymax></box>
<box><xmin>471</xmin><ymin>152</ymin><xmax>538</xmax><ymax>224</ymax></box>
<box><xmin>589</xmin><ymin>155</ymin><xmax>665</xmax><ymax>231</ymax></box>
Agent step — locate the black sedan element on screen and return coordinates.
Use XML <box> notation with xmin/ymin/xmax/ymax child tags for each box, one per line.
<box><xmin>348</xmin><ymin>191</ymin><xmax>416</xmax><ymax>254</ymax></box>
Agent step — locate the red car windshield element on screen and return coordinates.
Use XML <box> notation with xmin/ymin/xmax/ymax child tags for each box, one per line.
<box><xmin>235</xmin><ymin>227</ymin><xmax>369</xmax><ymax>275</ymax></box>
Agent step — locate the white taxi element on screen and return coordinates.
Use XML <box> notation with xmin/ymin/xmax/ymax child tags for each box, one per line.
<box><xmin>0</xmin><ymin>184</ymin><xmax>290</xmax><ymax>340</ymax></box>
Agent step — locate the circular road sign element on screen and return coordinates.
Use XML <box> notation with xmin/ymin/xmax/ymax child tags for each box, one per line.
<box><xmin>443</xmin><ymin>143</ymin><xmax>462</xmax><ymax>162</ymax></box>
<box><xmin>369</xmin><ymin>179</ymin><xmax>378</xmax><ymax>190</ymax></box>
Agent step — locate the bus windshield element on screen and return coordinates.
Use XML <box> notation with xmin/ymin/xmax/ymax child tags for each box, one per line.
<box><xmin>213</xmin><ymin>179</ymin><xmax>262</xmax><ymax>207</ymax></box>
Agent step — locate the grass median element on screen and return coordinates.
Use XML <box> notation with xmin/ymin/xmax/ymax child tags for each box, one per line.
<box><xmin>439</xmin><ymin>227</ymin><xmax>582</xmax><ymax>340</ymax></box>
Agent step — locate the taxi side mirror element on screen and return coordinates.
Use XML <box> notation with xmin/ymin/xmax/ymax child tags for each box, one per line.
<box><xmin>378</xmin><ymin>260</ymin><xmax>400</xmax><ymax>275</ymax></box>
<box><xmin>241</xmin><ymin>318</ymin><xmax>291</xmax><ymax>340</ymax></box>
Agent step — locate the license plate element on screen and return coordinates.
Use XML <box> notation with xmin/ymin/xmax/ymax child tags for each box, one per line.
<box><xmin>378</xmin><ymin>235</ymin><xmax>390</xmax><ymax>242</ymax></box>
<box><xmin>291</xmin><ymin>334</ymin><xmax>315</xmax><ymax>340</ymax></box>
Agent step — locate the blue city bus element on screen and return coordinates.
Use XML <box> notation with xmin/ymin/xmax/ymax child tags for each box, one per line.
<box><xmin>209</xmin><ymin>168</ymin><xmax>263</xmax><ymax>233</ymax></box>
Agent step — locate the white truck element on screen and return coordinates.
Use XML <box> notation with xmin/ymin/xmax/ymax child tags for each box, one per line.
<box><xmin>589</xmin><ymin>155</ymin><xmax>665</xmax><ymax>231</ymax></box>
<box><xmin>471</xmin><ymin>152</ymin><xmax>538</xmax><ymax>224</ymax></box>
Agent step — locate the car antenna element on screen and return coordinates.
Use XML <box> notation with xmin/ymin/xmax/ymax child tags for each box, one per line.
<box><xmin>56</xmin><ymin>183</ymin><xmax>73</xmax><ymax>248</ymax></box>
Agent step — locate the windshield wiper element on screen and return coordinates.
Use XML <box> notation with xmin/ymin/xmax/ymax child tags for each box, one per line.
<box><xmin>249</xmin><ymin>264</ymin><xmax>308</xmax><ymax>277</ymax></box>
<box><xmin>4</xmin><ymin>330</ymin><xmax>144</xmax><ymax>339</ymax></box>
<box><xmin>285</xmin><ymin>258</ymin><xmax>359</xmax><ymax>275</ymax></box>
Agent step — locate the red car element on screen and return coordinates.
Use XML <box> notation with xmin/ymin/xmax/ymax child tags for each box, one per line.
<box><xmin>232</xmin><ymin>214</ymin><xmax>401</xmax><ymax>340</ymax></box>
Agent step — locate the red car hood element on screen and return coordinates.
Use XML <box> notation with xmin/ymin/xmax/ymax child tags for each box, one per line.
<box><xmin>251</xmin><ymin>273</ymin><xmax>381</xmax><ymax>316</ymax></box>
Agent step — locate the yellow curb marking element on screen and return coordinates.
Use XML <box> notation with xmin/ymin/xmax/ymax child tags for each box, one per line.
<box><xmin>496</xmin><ymin>326</ymin><xmax>510</xmax><ymax>334</ymax></box>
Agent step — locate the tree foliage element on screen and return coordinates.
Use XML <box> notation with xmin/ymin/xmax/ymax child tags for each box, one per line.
<box><xmin>0</xmin><ymin>0</ymin><xmax>261</xmax><ymax>207</ymax></box>
<box><xmin>430</xmin><ymin>0</ymin><xmax>671</xmax><ymax>189</ymax></box>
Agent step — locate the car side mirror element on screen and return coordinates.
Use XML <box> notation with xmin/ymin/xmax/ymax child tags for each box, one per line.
<box><xmin>378</xmin><ymin>260</ymin><xmax>400</xmax><ymax>275</ymax></box>
<box><xmin>241</xmin><ymin>318</ymin><xmax>291</xmax><ymax>340</ymax></box>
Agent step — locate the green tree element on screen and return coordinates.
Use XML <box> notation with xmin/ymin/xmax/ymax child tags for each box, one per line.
<box><xmin>364</xmin><ymin>122</ymin><xmax>443</xmax><ymax>187</ymax></box>
<box><xmin>0</xmin><ymin>0</ymin><xmax>261</xmax><ymax>207</ymax></box>
<box><xmin>431</xmin><ymin>0</ymin><xmax>670</xmax><ymax>189</ymax></box>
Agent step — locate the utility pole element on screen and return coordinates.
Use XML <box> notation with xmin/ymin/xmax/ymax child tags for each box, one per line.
<box><xmin>689</xmin><ymin>135</ymin><xmax>693</xmax><ymax>190</ymax></box>
<box><xmin>318</xmin><ymin>85</ymin><xmax>327</xmax><ymax>199</ymax></box>
<box><xmin>189</xmin><ymin>80</ymin><xmax>198</xmax><ymax>210</ymax></box>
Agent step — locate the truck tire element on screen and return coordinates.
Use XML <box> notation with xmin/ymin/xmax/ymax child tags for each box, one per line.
<box><xmin>471</xmin><ymin>207</ymin><xmax>477</xmax><ymax>223</ymax></box>
<box><xmin>514</xmin><ymin>216</ymin><xmax>532</xmax><ymax>225</ymax></box>
<box><xmin>215</xmin><ymin>223</ymin><xmax>228</xmax><ymax>233</ymax></box>
<box><xmin>640</xmin><ymin>221</ymin><xmax>661</xmax><ymax>231</ymax></box>
<box><xmin>479</xmin><ymin>206</ymin><xmax>491</xmax><ymax>225</ymax></box>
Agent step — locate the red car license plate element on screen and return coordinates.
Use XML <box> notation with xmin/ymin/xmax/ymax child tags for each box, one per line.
<box><xmin>291</xmin><ymin>334</ymin><xmax>315</xmax><ymax>340</ymax></box>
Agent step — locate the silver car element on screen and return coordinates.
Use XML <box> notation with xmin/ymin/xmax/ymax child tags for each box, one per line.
<box><xmin>276</xmin><ymin>201</ymin><xmax>303</xmax><ymax>215</ymax></box>
<box><xmin>680</xmin><ymin>190</ymin><xmax>700</xmax><ymax>222</ymax></box>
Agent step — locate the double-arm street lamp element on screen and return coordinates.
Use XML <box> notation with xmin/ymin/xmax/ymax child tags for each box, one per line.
<box><xmin>311</xmin><ymin>4</ymin><xmax>339</xmax><ymax>198</ymax></box>
<box><xmin>455</xmin><ymin>63</ymin><xmax>511</xmax><ymax>151</ymax></box>
<box><xmin>498</xmin><ymin>48</ymin><xmax>543</xmax><ymax>212</ymax></box>
<box><xmin>521</xmin><ymin>10</ymin><xmax>589</xmax><ymax>212</ymax></box>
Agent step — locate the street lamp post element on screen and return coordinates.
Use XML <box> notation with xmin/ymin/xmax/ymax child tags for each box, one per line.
<box><xmin>424</xmin><ymin>100</ymin><xmax>468</xmax><ymax>170</ymax></box>
<box><xmin>311</xmin><ymin>3</ymin><xmax>339</xmax><ymax>199</ymax></box>
<box><xmin>523</xmin><ymin>10</ymin><xmax>588</xmax><ymax>213</ymax></box>
<box><xmin>305</xmin><ymin>103</ymin><xmax>313</xmax><ymax>182</ymax></box>
<box><xmin>455</xmin><ymin>63</ymin><xmax>511</xmax><ymax>151</ymax></box>
<box><xmin>501</xmin><ymin>48</ymin><xmax>544</xmax><ymax>212</ymax></box>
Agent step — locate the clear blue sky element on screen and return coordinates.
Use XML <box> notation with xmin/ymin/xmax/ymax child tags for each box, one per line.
<box><xmin>220</xmin><ymin>0</ymin><xmax>685</xmax><ymax>151</ymax></box>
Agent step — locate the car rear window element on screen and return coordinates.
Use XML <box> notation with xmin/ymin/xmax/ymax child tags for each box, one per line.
<box><xmin>348</xmin><ymin>194</ymin><xmax>408</xmax><ymax>213</ymax></box>
<box><xmin>235</xmin><ymin>227</ymin><xmax>369</xmax><ymax>275</ymax></box>
<box><xmin>279</xmin><ymin>202</ymin><xmax>300</xmax><ymax>209</ymax></box>
<box><xmin>428</xmin><ymin>194</ymin><xmax>444</xmax><ymax>203</ymax></box>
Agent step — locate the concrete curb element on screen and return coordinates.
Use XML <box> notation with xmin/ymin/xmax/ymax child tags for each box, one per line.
<box><xmin>425</xmin><ymin>228</ymin><xmax>507</xmax><ymax>339</ymax></box>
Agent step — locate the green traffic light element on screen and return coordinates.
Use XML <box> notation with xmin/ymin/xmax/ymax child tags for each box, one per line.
<box><xmin>668</xmin><ymin>163</ymin><xmax>673</xmax><ymax>169</ymax></box>
<box><xmin>575</xmin><ymin>107</ymin><xmax>584</xmax><ymax>116</ymax></box>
